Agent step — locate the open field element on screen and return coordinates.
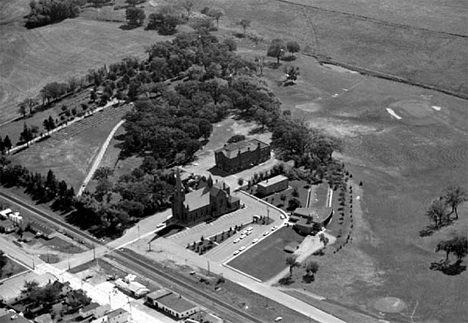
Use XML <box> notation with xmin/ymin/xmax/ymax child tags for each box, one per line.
<box><xmin>200</xmin><ymin>0</ymin><xmax>468</xmax><ymax>98</ymax></box>
<box><xmin>9</xmin><ymin>105</ymin><xmax>130</xmax><ymax>191</ymax></box>
<box><xmin>0</xmin><ymin>12</ymin><xmax>169</xmax><ymax>124</ymax></box>
<box><xmin>227</xmin><ymin>227</ymin><xmax>305</xmax><ymax>281</ymax></box>
<box><xmin>249</xmin><ymin>49</ymin><xmax>468</xmax><ymax>321</ymax></box>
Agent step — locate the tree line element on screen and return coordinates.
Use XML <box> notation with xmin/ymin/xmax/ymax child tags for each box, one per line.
<box><xmin>25</xmin><ymin>0</ymin><xmax>84</xmax><ymax>28</ymax></box>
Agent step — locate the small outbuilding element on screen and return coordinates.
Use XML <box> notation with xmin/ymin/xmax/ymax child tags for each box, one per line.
<box><xmin>257</xmin><ymin>175</ymin><xmax>288</xmax><ymax>196</ymax></box>
<box><xmin>145</xmin><ymin>288</ymin><xmax>199</xmax><ymax>319</ymax></box>
<box><xmin>292</xmin><ymin>207</ymin><xmax>333</xmax><ymax>235</ymax></box>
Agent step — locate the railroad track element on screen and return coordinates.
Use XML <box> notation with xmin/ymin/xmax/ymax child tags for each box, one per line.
<box><xmin>0</xmin><ymin>190</ymin><xmax>262</xmax><ymax>323</ymax></box>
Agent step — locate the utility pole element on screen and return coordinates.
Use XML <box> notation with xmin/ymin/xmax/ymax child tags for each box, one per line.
<box><xmin>93</xmin><ymin>243</ymin><xmax>96</xmax><ymax>260</ymax></box>
<box><xmin>207</xmin><ymin>260</ymin><xmax>210</xmax><ymax>274</ymax></box>
<box><xmin>67</xmin><ymin>254</ymin><xmax>70</xmax><ymax>270</ymax></box>
<box><xmin>148</xmin><ymin>241</ymin><xmax>151</xmax><ymax>251</ymax></box>
<box><xmin>137</xmin><ymin>225</ymin><xmax>141</xmax><ymax>239</ymax></box>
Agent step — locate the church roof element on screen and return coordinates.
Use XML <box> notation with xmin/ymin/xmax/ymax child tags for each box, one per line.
<box><xmin>184</xmin><ymin>187</ymin><xmax>211</xmax><ymax>211</ymax></box>
<box><xmin>215</xmin><ymin>139</ymin><xmax>269</xmax><ymax>159</ymax></box>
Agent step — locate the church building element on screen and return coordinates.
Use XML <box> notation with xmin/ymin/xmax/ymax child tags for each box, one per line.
<box><xmin>171</xmin><ymin>169</ymin><xmax>240</xmax><ymax>223</ymax></box>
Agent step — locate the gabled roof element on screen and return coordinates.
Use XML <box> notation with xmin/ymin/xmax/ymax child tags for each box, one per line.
<box><xmin>107</xmin><ymin>308</ymin><xmax>129</xmax><ymax>318</ymax></box>
<box><xmin>81</xmin><ymin>302</ymin><xmax>100</xmax><ymax>313</ymax></box>
<box><xmin>257</xmin><ymin>175</ymin><xmax>288</xmax><ymax>188</ymax></box>
<box><xmin>215</xmin><ymin>139</ymin><xmax>269</xmax><ymax>159</ymax></box>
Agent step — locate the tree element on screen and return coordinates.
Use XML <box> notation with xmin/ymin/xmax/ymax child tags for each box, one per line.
<box><xmin>223</xmin><ymin>38</ymin><xmax>237</xmax><ymax>51</ymax></box>
<box><xmin>286</xmin><ymin>40</ymin><xmax>300</xmax><ymax>56</ymax></box>
<box><xmin>0</xmin><ymin>250</ymin><xmax>7</xmax><ymax>275</ymax></box>
<box><xmin>227</xmin><ymin>134</ymin><xmax>246</xmax><ymax>143</ymax></box>
<box><xmin>147</xmin><ymin>12</ymin><xmax>180</xmax><ymax>35</ymax></box>
<box><xmin>444</xmin><ymin>186</ymin><xmax>467</xmax><ymax>219</ymax></box>
<box><xmin>126</xmin><ymin>0</ymin><xmax>145</xmax><ymax>6</ymax></box>
<box><xmin>43</xmin><ymin>116</ymin><xmax>56</xmax><ymax>133</ymax></box>
<box><xmin>319</xmin><ymin>233</ymin><xmax>329</xmax><ymax>248</ymax></box>
<box><xmin>267</xmin><ymin>39</ymin><xmax>286</xmax><ymax>64</ymax></box>
<box><xmin>288</xmin><ymin>197</ymin><xmax>301</xmax><ymax>210</ymax></box>
<box><xmin>93</xmin><ymin>167</ymin><xmax>114</xmax><ymax>181</ymax></box>
<box><xmin>3</xmin><ymin>136</ymin><xmax>12</xmax><ymax>152</ymax></box>
<box><xmin>178</xmin><ymin>0</ymin><xmax>193</xmax><ymax>17</ymax></box>
<box><xmin>18</xmin><ymin>102</ymin><xmax>27</xmax><ymax>119</ymax></box>
<box><xmin>426</xmin><ymin>198</ymin><xmax>448</xmax><ymax>228</ymax></box>
<box><xmin>286</xmin><ymin>255</ymin><xmax>300</xmax><ymax>277</ymax></box>
<box><xmin>436</xmin><ymin>236</ymin><xmax>468</xmax><ymax>263</ymax></box>
<box><xmin>238</xmin><ymin>19</ymin><xmax>250</xmax><ymax>35</ymax></box>
<box><xmin>284</xmin><ymin>65</ymin><xmax>300</xmax><ymax>82</ymax></box>
<box><xmin>303</xmin><ymin>260</ymin><xmax>319</xmax><ymax>277</ymax></box>
<box><xmin>126</xmin><ymin>7</ymin><xmax>146</xmax><ymax>27</ymax></box>
<box><xmin>207</xmin><ymin>8</ymin><xmax>224</xmax><ymax>29</ymax></box>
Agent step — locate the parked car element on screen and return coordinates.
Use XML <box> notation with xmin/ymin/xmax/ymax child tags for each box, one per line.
<box><xmin>234</xmin><ymin>238</ymin><xmax>240</xmax><ymax>244</ymax></box>
<box><xmin>252</xmin><ymin>238</ymin><xmax>259</xmax><ymax>243</ymax></box>
<box><xmin>263</xmin><ymin>231</ymin><xmax>270</xmax><ymax>236</ymax></box>
<box><xmin>233</xmin><ymin>250</ymin><xmax>240</xmax><ymax>255</ymax></box>
<box><xmin>239</xmin><ymin>246</ymin><xmax>246</xmax><ymax>251</ymax></box>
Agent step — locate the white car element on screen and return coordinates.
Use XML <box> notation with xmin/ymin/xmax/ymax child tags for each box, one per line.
<box><xmin>156</xmin><ymin>223</ymin><xmax>165</xmax><ymax>229</ymax></box>
<box><xmin>240</xmin><ymin>234</ymin><xmax>246</xmax><ymax>239</ymax></box>
<box><xmin>263</xmin><ymin>231</ymin><xmax>270</xmax><ymax>236</ymax></box>
<box><xmin>233</xmin><ymin>238</ymin><xmax>240</xmax><ymax>244</ymax></box>
<box><xmin>246</xmin><ymin>231</ymin><xmax>252</xmax><ymax>236</ymax></box>
<box><xmin>247</xmin><ymin>227</ymin><xmax>253</xmax><ymax>231</ymax></box>
<box><xmin>233</xmin><ymin>250</ymin><xmax>240</xmax><ymax>255</ymax></box>
<box><xmin>271</xmin><ymin>225</ymin><xmax>277</xmax><ymax>231</ymax></box>
<box><xmin>243</xmin><ymin>230</ymin><xmax>248</xmax><ymax>234</ymax></box>
<box><xmin>280</xmin><ymin>215</ymin><xmax>285</xmax><ymax>220</ymax></box>
<box><xmin>239</xmin><ymin>246</ymin><xmax>246</xmax><ymax>251</ymax></box>
<box><xmin>252</xmin><ymin>238</ymin><xmax>259</xmax><ymax>244</ymax></box>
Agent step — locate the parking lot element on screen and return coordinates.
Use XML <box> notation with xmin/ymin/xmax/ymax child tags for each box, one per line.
<box><xmin>169</xmin><ymin>191</ymin><xmax>288</xmax><ymax>263</ymax></box>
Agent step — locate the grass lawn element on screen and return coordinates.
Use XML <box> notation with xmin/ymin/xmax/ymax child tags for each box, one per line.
<box><xmin>0</xmin><ymin>257</ymin><xmax>29</xmax><ymax>280</ymax></box>
<box><xmin>10</xmin><ymin>105</ymin><xmax>130</xmax><ymax>191</ymax></box>
<box><xmin>39</xmin><ymin>236</ymin><xmax>84</xmax><ymax>254</ymax></box>
<box><xmin>227</xmin><ymin>226</ymin><xmax>305</xmax><ymax>281</ymax></box>
<box><xmin>0</xmin><ymin>16</ymin><xmax>170</xmax><ymax>124</ymax></box>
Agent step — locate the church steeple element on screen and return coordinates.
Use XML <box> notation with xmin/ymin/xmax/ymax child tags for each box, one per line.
<box><xmin>175</xmin><ymin>167</ymin><xmax>185</xmax><ymax>202</ymax></box>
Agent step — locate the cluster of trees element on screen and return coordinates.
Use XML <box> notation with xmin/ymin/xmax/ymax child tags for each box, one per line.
<box><xmin>19</xmin><ymin>123</ymin><xmax>40</xmax><ymax>145</ymax></box>
<box><xmin>25</xmin><ymin>0</ymin><xmax>82</xmax><ymax>28</ymax></box>
<box><xmin>0</xmin><ymin>159</ymin><xmax>75</xmax><ymax>211</ymax></box>
<box><xmin>424</xmin><ymin>186</ymin><xmax>467</xmax><ymax>231</ymax></box>
<box><xmin>22</xmin><ymin>280</ymin><xmax>91</xmax><ymax>318</ymax></box>
<box><xmin>284</xmin><ymin>255</ymin><xmax>319</xmax><ymax>283</ymax></box>
<box><xmin>432</xmin><ymin>235</ymin><xmax>468</xmax><ymax>274</ymax></box>
<box><xmin>72</xmin><ymin>166</ymin><xmax>175</xmax><ymax>237</ymax></box>
<box><xmin>267</xmin><ymin>39</ymin><xmax>301</xmax><ymax>63</ymax></box>
<box><xmin>0</xmin><ymin>250</ymin><xmax>7</xmax><ymax>275</ymax></box>
<box><xmin>0</xmin><ymin>135</ymin><xmax>13</xmax><ymax>153</ymax></box>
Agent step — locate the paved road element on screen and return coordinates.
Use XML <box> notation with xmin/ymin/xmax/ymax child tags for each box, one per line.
<box><xmin>0</xmin><ymin>191</ymin><xmax>268</xmax><ymax>323</ymax></box>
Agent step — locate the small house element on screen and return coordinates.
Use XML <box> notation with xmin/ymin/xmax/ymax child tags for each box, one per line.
<box><xmin>0</xmin><ymin>219</ymin><xmax>16</xmax><ymax>233</ymax></box>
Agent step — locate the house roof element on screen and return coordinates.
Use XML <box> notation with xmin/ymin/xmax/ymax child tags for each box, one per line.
<box><xmin>0</xmin><ymin>313</ymin><xmax>31</xmax><ymax>323</ymax></box>
<box><xmin>81</xmin><ymin>302</ymin><xmax>100</xmax><ymax>313</ymax></box>
<box><xmin>0</xmin><ymin>219</ymin><xmax>15</xmax><ymax>227</ymax></box>
<box><xmin>215</xmin><ymin>139</ymin><xmax>269</xmax><ymax>159</ymax></box>
<box><xmin>107</xmin><ymin>308</ymin><xmax>129</xmax><ymax>319</ymax></box>
<box><xmin>293</xmin><ymin>207</ymin><xmax>333</xmax><ymax>224</ymax></box>
<box><xmin>146</xmin><ymin>288</ymin><xmax>171</xmax><ymax>301</ymax></box>
<box><xmin>128</xmin><ymin>282</ymin><xmax>148</xmax><ymax>293</ymax></box>
<box><xmin>257</xmin><ymin>175</ymin><xmax>288</xmax><ymax>188</ymax></box>
<box><xmin>0</xmin><ymin>272</ymin><xmax>57</xmax><ymax>303</ymax></box>
<box><xmin>155</xmin><ymin>292</ymin><xmax>198</xmax><ymax>314</ymax></box>
<box><xmin>29</xmin><ymin>222</ymin><xmax>54</xmax><ymax>235</ymax></box>
<box><xmin>34</xmin><ymin>313</ymin><xmax>52</xmax><ymax>323</ymax></box>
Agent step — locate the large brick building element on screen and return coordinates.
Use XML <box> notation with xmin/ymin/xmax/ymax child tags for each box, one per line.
<box><xmin>171</xmin><ymin>169</ymin><xmax>240</xmax><ymax>223</ymax></box>
<box><xmin>214</xmin><ymin>139</ymin><xmax>271</xmax><ymax>173</ymax></box>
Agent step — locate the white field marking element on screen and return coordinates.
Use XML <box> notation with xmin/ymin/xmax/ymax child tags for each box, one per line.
<box><xmin>386</xmin><ymin>108</ymin><xmax>402</xmax><ymax>120</ymax></box>
<box><xmin>332</xmin><ymin>93</ymin><xmax>339</xmax><ymax>98</ymax></box>
<box><xmin>356</xmin><ymin>196</ymin><xmax>360</xmax><ymax>200</ymax></box>
<box><xmin>431</xmin><ymin>105</ymin><xmax>442</xmax><ymax>111</ymax></box>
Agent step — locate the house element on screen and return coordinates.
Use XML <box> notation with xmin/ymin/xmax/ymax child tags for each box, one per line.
<box><xmin>257</xmin><ymin>175</ymin><xmax>288</xmax><ymax>196</ymax></box>
<box><xmin>214</xmin><ymin>139</ymin><xmax>271</xmax><ymax>173</ymax></box>
<box><xmin>107</xmin><ymin>308</ymin><xmax>130</xmax><ymax>323</ymax></box>
<box><xmin>34</xmin><ymin>313</ymin><xmax>53</xmax><ymax>323</ymax></box>
<box><xmin>145</xmin><ymin>288</ymin><xmax>199</xmax><ymax>319</ymax></box>
<box><xmin>291</xmin><ymin>207</ymin><xmax>333</xmax><ymax>235</ymax></box>
<box><xmin>0</xmin><ymin>272</ymin><xmax>57</xmax><ymax>305</ymax></box>
<box><xmin>0</xmin><ymin>313</ymin><xmax>31</xmax><ymax>323</ymax></box>
<box><xmin>7</xmin><ymin>212</ymin><xmax>23</xmax><ymax>225</ymax></box>
<box><xmin>27</xmin><ymin>222</ymin><xmax>57</xmax><ymax>240</ymax></box>
<box><xmin>114</xmin><ymin>279</ymin><xmax>149</xmax><ymax>298</ymax></box>
<box><xmin>0</xmin><ymin>208</ymin><xmax>13</xmax><ymax>219</ymax></box>
<box><xmin>171</xmin><ymin>169</ymin><xmax>240</xmax><ymax>224</ymax></box>
<box><xmin>0</xmin><ymin>219</ymin><xmax>16</xmax><ymax>233</ymax></box>
<box><xmin>79</xmin><ymin>303</ymin><xmax>110</xmax><ymax>319</ymax></box>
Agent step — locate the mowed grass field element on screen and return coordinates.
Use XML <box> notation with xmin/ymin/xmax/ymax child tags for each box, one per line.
<box><xmin>200</xmin><ymin>0</ymin><xmax>468</xmax><ymax>97</ymax></box>
<box><xmin>0</xmin><ymin>13</ymin><xmax>169</xmax><ymax>124</ymax></box>
<box><xmin>248</xmin><ymin>46</ymin><xmax>468</xmax><ymax>321</ymax></box>
<box><xmin>227</xmin><ymin>227</ymin><xmax>305</xmax><ymax>282</ymax></box>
